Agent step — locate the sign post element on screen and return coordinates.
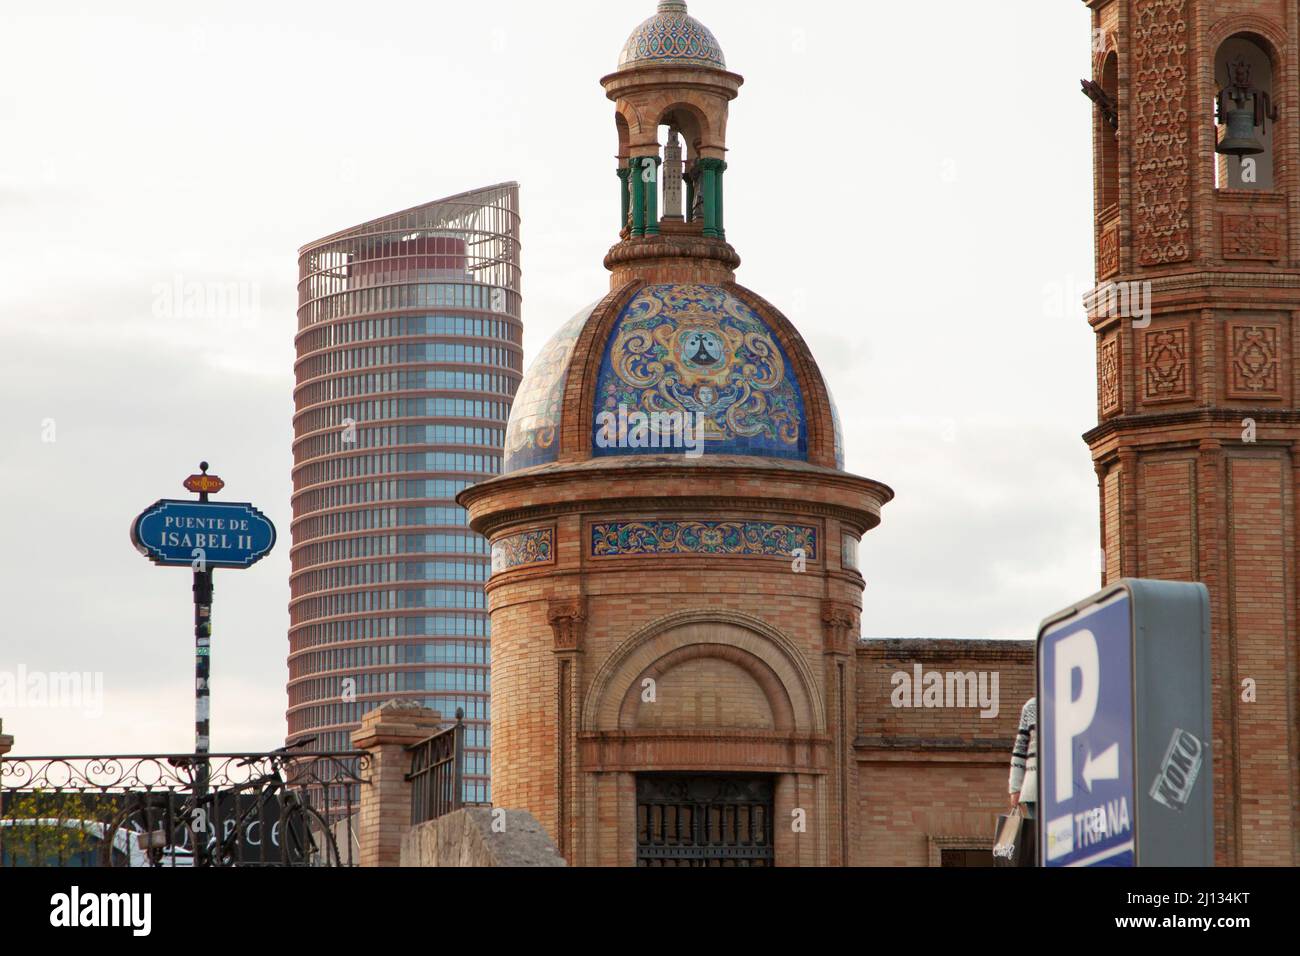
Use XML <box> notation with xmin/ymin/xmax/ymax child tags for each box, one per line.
<box><xmin>130</xmin><ymin>463</ymin><xmax>276</xmax><ymax>864</ymax></box>
<box><xmin>1036</xmin><ymin>578</ymin><xmax>1212</xmax><ymax>867</ymax></box>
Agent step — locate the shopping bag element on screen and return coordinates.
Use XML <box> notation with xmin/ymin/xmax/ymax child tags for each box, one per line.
<box><xmin>992</xmin><ymin>809</ymin><xmax>1029</xmax><ymax>867</ymax></box>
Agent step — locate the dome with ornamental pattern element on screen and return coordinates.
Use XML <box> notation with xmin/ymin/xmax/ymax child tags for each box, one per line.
<box><xmin>618</xmin><ymin>1</ymin><xmax>726</xmax><ymax>72</ymax></box>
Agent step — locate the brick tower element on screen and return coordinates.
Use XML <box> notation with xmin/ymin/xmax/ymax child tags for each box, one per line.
<box><xmin>459</xmin><ymin>1</ymin><xmax>893</xmax><ymax>865</ymax></box>
<box><xmin>1080</xmin><ymin>0</ymin><xmax>1299</xmax><ymax>865</ymax></box>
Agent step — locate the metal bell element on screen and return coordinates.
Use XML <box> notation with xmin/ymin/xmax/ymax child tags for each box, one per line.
<box><xmin>1217</xmin><ymin>105</ymin><xmax>1265</xmax><ymax>157</ymax></box>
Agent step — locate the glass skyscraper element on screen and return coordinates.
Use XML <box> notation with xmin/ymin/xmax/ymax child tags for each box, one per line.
<box><xmin>288</xmin><ymin>184</ymin><xmax>521</xmax><ymax>803</ymax></box>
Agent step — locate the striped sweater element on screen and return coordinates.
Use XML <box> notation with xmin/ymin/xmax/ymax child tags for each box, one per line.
<box><xmin>1008</xmin><ymin>697</ymin><xmax>1038</xmax><ymax>800</ymax></box>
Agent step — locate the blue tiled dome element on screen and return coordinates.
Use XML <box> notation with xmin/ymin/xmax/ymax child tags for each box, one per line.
<box><xmin>504</xmin><ymin>284</ymin><xmax>845</xmax><ymax>473</ymax></box>
<box><xmin>618</xmin><ymin>2</ymin><xmax>726</xmax><ymax>72</ymax></box>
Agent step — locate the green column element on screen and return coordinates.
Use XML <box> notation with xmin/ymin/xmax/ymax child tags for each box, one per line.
<box><xmin>698</xmin><ymin>158</ymin><xmax>723</xmax><ymax>238</ymax></box>
<box><xmin>643</xmin><ymin>156</ymin><xmax>661</xmax><ymax>236</ymax></box>
<box><xmin>617</xmin><ymin>165</ymin><xmax>631</xmax><ymax>232</ymax></box>
<box><xmin>630</xmin><ymin>159</ymin><xmax>646</xmax><ymax>237</ymax></box>
<box><xmin>716</xmin><ymin>160</ymin><xmax>727</xmax><ymax>240</ymax></box>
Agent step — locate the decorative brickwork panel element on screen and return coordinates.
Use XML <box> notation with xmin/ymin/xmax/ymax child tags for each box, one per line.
<box><xmin>1100</xmin><ymin>337</ymin><xmax>1121</xmax><ymax>416</ymax></box>
<box><xmin>590</xmin><ymin>519</ymin><xmax>816</xmax><ymax>559</ymax></box>
<box><xmin>1143</xmin><ymin>327</ymin><xmax>1190</xmax><ymax>402</ymax></box>
<box><xmin>491</xmin><ymin>527</ymin><xmax>555</xmax><ymax>574</ymax></box>
<box><xmin>1228</xmin><ymin>324</ymin><xmax>1281</xmax><ymax>398</ymax></box>
<box><xmin>1132</xmin><ymin>0</ymin><xmax>1190</xmax><ymax>265</ymax></box>
<box><xmin>1222</xmin><ymin>214</ymin><xmax>1282</xmax><ymax>261</ymax></box>
<box><xmin>1099</xmin><ymin>217</ymin><xmax>1121</xmax><ymax>279</ymax></box>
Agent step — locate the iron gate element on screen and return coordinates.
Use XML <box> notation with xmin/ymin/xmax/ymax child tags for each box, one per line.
<box><xmin>635</xmin><ymin>774</ymin><xmax>775</xmax><ymax>867</ymax></box>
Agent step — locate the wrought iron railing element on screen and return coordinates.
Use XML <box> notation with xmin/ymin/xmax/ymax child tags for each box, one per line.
<box><xmin>407</xmin><ymin>708</ymin><xmax>465</xmax><ymax>826</ymax></box>
<box><xmin>0</xmin><ymin>749</ymin><xmax>368</xmax><ymax>867</ymax></box>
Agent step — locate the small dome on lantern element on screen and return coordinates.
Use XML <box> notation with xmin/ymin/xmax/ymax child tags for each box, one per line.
<box><xmin>618</xmin><ymin>1</ymin><xmax>726</xmax><ymax>72</ymax></box>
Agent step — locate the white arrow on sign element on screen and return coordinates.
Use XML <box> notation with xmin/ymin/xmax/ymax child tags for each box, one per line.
<box><xmin>1082</xmin><ymin>742</ymin><xmax>1119</xmax><ymax>791</ymax></box>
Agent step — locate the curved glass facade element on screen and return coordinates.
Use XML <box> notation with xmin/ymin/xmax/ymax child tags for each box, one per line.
<box><xmin>290</xmin><ymin>184</ymin><xmax>520</xmax><ymax>803</ymax></box>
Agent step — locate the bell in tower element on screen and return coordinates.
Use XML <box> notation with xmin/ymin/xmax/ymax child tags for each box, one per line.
<box><xmin>1215</xmin><ymin>55</ymin><xmax>1275</xmax><ymax>159</ymax></box>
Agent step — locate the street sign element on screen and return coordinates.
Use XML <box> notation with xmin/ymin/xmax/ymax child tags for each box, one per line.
<box><xmin>131</xmin><ymin>499</ymin><xmax>276</xmax><ymax>569</ymax></box>
<box><xmin>1037</xmin><ymin>579</ymin><xmax>1212</xmax><ymax>867</ymax></box>
<box><xmin>131</xmin><ymin>464</ymin><xmax>277</xmax><ymax>858</ymax></box>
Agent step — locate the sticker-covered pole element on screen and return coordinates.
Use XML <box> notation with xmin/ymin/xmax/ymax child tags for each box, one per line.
<box><xmin>193</xmin><ymin>462</ymin><xmax>214</xmax><ymax>865</ymax></box>
<box><xmin>194</xmin><ymin>568</ymin><xmax>212</xmax><ymax>777</ymax></box>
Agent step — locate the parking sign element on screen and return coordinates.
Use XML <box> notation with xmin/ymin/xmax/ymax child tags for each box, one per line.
<box><xmin>1037</xmin><ymin>579</ymin><xmax>1212</xmax><ymax>867</ymax></box>
<box><xmin>1039</xmin><ymin>590</ymin><xmax>1135</xmax><ymax>866</ymax></box>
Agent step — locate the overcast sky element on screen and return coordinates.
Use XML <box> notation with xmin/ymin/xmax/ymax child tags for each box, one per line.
<box><xmin>0</xmin><ymin>0</ymin><xmax>1097</xmax><ymax>755</ymax></box>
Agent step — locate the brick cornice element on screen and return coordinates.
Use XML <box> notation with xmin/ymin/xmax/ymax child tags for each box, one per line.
<box><xmin>857</xmin><ymin>638</ymin><xmax>1035</xmax><ymax>664</ymax></box>
<box><xmin>1086</xmin><ymin>271</ymin><xmax>1300</xmax><ymax>327</ymax></box>
<box><xmin>1084</xmin><ymin>408</ymin><xmax>1300</xmax><ymax>446</ymax></box>
<box><xmin>458</xmin><ymin>458</ymin><xmax>893</xmax><ymax>540</ymax></box>
<box><xmin>603</xmin><ymin>234</ymin><xmax>741</xmax><ymax>276</ymax></box>
<box><xmin>579</xmin><ymin>729</ymin><xmax>831</xmax><ymax>774</ymax></box>
<box><xmin>853</xmin><ymin>735</ymin><xmax>1015</xmax><ymax>752</ymax></box>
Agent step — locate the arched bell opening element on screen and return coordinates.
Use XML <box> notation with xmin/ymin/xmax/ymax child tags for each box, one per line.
<box><xmin>1098</xmin><ymin>51</ymin><xmax>1119</xmax><ymax>213</ymax></box>
<box><xmin>1214</xmin><ymin>34</ymin><xmax>1279</xmax><ymax>191</ymax></box>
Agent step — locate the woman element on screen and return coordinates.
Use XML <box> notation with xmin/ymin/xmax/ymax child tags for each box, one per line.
<box><xmin>1008</xmin><ymin>696</ymin><xmax>1038</xmax><ymax>816</ymax></box>
<box><xmin>1006</xmin><ymin>696</ymin><xmax>1038</xmax><ymax>865</ymax></box>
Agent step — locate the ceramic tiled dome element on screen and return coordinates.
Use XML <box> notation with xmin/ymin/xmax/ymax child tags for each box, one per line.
<box><xmin>503</xmin><ymin>283</ymin><xmax>845</xmax><ymax>473</ymax></box>
<box><xmin>618</xmin><ymin>1</ymin><xmax>726</xmax><ymax>71</ymax></box>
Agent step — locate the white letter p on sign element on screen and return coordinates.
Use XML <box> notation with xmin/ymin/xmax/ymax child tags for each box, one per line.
<box><xmin>1055</xmin><ymin>629</ymin><xmax>1100</xmax><ymax>802</ymax></box>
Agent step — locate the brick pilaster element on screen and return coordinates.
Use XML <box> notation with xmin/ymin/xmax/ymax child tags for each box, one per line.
<box><xmin>351</xmin><ymin>701</ymin><xmax>443</xmax><ymax>868</ymax></box>
<box><xmin>821</xmin><ymin>600</ymin><xmax>858</xmax><ymax>867</ymax></box>
<box><xmin>548</xmin><ymin>597</ymin><xmax>586</xmax><ymax>863</ymax></box>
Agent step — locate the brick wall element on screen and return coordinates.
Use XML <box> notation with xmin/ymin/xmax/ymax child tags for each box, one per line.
<box><xmin>853</xmin><ymin>639</ymin><xmax>1035</xmax><ymax>866</ymax></box>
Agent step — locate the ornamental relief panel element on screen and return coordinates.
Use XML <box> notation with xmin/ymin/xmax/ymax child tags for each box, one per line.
<box><xmin>1143</xmin><ymin>327</ymin><xmax>1190</xmax><ymax>403</ymax></box>
<box><xmin>1222</xmin><ymin>214</ymin><xmax>1282</xmax><ymax>261</ymax></box>
<box><xmin>1133</xmin><ymin>0</ymin><xmax>1190</xmax><ymax>266</ymax></box>
<box><xmin>1099</xmin><ymin>218</ymin><xmax>1121</xmax><ymax>280</ymax></box>
<box><xmin>1100</xmin><ymin>337</ymin><xmax>1122</xmax><ymax>417</ymax></box>
<box><xmin>1228</xmin><ymin>323</ymin><xmax>1282</xmax><ymax>399</ymax></box>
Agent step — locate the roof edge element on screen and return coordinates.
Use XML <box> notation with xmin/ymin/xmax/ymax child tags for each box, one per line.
<box><xmin>297</xmin><ymin>181</ymin><xmax>520</xmax><ymax>254</ymax></box>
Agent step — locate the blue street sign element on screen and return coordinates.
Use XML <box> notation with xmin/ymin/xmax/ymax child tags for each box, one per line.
<box><xmin>1038</xmin><ymin>590</ymin><xmax>1136</xmax><ymax>867</ymax></box>
<box><xmin>1037</xmin><ymin>579</ymin><xmax>1212</xmax><ymax>867</ymax></box>
<box><xmin>131</xmin><ymin>499</ymin><xmax>276</xmax><ymax>569</ymax></box>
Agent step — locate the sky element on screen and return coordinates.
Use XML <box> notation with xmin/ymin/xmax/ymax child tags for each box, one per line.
<box><xmin>0</xmin><ymin>0</ymin><xmax>1098</xmax><ymax>755</ymax></box>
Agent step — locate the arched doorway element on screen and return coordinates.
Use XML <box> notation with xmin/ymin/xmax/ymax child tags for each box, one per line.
<box><xmin>580</xmin><ymin>610</ymin><xmax>830</xmax><ymax>866</ymax></box>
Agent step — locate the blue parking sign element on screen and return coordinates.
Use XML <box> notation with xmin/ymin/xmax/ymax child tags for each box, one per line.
<box><xmin>1038</xmin><ymin>590</ymin><xmax>1135</xmax><ymax>867</ymax></box>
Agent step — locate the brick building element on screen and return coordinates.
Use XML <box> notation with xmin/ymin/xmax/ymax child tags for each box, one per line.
<box><xmin>458</xmin><ymin>0</ymin><xmax>1300</xmax><ymax>866</ymax></box>
<box><xmin>1079</xmin><ymin>0</ymin><xmax>1300</xmax><ymax>866</ymax></box>
<box><xmin>459</xmin><ymin>1</ymin><xmax>1036</xmax><ymax>866</ymax></box>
